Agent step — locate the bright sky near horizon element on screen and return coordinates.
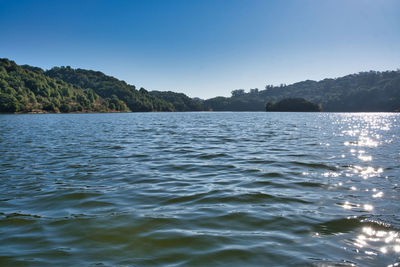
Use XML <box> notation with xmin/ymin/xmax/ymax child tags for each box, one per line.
<box><xmin>0</xmin><ymin>0</ymin><xmax>399</xmax><ymax>99</ymax></box>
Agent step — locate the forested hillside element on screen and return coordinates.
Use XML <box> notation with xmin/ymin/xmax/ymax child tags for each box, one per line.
<box><xmin>45</xmin><ymin>67</ymin><xmax>174</xmax><ymax>112</ymax></box>
<box><xmin>150</xmin><ymin>91</ymin><xmax>205</xmax><ymax>111</ymax></box>
<box><xmin>1</xmin><ymin>57</ymin><xmax>399</xmax><ymax>113</ymax></box>
<box><xmin>266</xmin><ymin>98</ymin><xmax>322</xmax><ymax>112</ymax></box>
<box><xmin>0</xmin><ymin>59</ymin><xmax>113</xmax><ymax>113</ymax></box>
<box><xmin>205</xmin><ymin>71</ymin><xmax>400</xmax><ymax>112</ymax></box>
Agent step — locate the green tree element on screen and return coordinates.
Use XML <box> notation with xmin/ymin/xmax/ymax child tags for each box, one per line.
<box><xmin>0</xmin><ymin>93</ymin><xmax>19</xmax><ymax>112</ymax></box>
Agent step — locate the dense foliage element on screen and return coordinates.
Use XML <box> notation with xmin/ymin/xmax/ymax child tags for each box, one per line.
<box><xmin>150</xmin><ymin>91</ymin><xmax>205</xmax><ymax>111</ymax></box>
<box><xmin>204</xmin><ymin>95</ymin><xmax>265</xmax><ymax>111</ymax></box>
<box><xmin>266</xmin><ymin>98</ymin><xmax>322</xmax><ymax>112</ymax></box>
<box><xmin>205</xmin><ymin>71</ymin><xmax>400</xmax><ymax>112</ymax></box>
<box><xmin>1</xmin><ymin>57</ymin><xmax>399</xmax><ymax>113</ymax></box>
<box><xmin>45</xmin><ymin>67</ymin><xmax>174</xmax><ymax>112</ymax></box>
<box><xmin>0</xmin><ymin>59</ymin><xmax>111</xmax><ymax>113</ymax></box>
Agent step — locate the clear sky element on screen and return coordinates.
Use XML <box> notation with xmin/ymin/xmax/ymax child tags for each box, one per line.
<box><xmin>0</xmin><ymin>0</ymin><xmax>399</xmax><ymax>99</ymax></box>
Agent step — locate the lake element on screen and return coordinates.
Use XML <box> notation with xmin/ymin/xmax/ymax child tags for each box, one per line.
<box><xmin>0</xmin><ymin>112</ymin><xmax>399</xmax><ymax>266</ymax></box>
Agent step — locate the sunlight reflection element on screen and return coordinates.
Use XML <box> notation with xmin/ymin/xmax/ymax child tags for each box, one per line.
<box><xmin>343</xmin><ymin>136</ymin><xmax>379</xmax><ymax>147</ymax></box>
<box><xmin>372</xmin><ymin>191</ymin><xmax>383</xmax><ymax>198</ymax></box>
<box><xmin>363</xmin><ymin>204</ymin><xmax>374</xmax><ymax>211</ymax></box>
<box><xmin>351</xmin><ymin>166</ymin><xmax>383</xmax><ymax>179</ymax></box>
<box><xmin>354</xmin><ymin>226</ymin><xmax>400</xmax><ymax>256</ymax></box>
<box><xmin>358</xmin><ymin>154</ymin><xmax>372</xmax><ymax>162</ymax></box>
<box><xmin>322</xmin><ymin>171</ymin><xmax>340</xmax><ymax>178</ymax></box>
<box><xmin>343</xmin><ymin>201</ymin><xmax>352</xmax><ymax>210</ymax></box>
<box><xmin>358</xmin><ymin>136</ymin><xmax>379</xmax><ymax>147</ymax></box>
<box><xmin>341</xmin><ymin>201</ymin><xmax>363</xmax><ymax>210</ymax></box>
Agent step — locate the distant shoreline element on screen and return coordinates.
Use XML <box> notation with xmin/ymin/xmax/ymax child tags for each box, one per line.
<box><xmin>1</xmin><ymin>58</ymin><xmax>399</xmax><ymax>113</ymax></box>
<box><xmin>2</xmin><ymin>110</ymin><xmax>399</xmax><ymax>115</ymax></box>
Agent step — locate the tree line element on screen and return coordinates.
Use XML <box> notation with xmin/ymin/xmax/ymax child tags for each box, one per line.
<box><xmin>1</xmin><ymin>58</ymin><xmax>399</xmax><ymax>113</ymax></box>
<box><xmin>204</xmin><ymin>71</ymin><xmax>400</xmax><ymax>112</ymax></box>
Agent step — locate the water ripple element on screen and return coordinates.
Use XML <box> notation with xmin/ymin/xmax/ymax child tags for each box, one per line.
<box><xmin>0</xmin><ymin>112</ymin><xmax>399</xmax><ymax>266</ymax></box>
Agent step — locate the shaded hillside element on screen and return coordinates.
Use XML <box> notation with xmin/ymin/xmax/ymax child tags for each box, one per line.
<box><xmin>150</xmin><ymin>91</ymin><xmax>205</xmax><ymax>111</ymax></box>
<box><xmin>0</xmin><ymin>59</ymin><xmax>114</xmax><ymax>113</ymax></box>
<box><xmin>266</xmin><ymin>98</ymin><xmax>321</xmax><ymax>112</ymax></box>
<box><xmin>204</xmin><ymin>95</ymin><xmax>265</xmax><ymax>111</ymax></box>
<box><xmin>205</xmin><ymin>71</ymin><xmax>400</xmax><ymax>112</ymax></box>
<box><xmin>45</xmin><ymin>67</ymin><xmax>174</xmax><ymax>112</ymax></box>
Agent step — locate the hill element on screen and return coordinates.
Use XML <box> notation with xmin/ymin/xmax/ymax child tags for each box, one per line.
<box><xmin>45</xmin><ymin>67</ymin><xmax>207</xmax><ymax>112</ymax></box>
<box><xmin>205</xmin><ymin>71</ymin><xmax>400</xmax><ymax>112</ymax></box>
<box><xmin>0</xmin><ymin>58</ymin><xmax>114</xmax><ymax>113</ymax></box>
<box><xmin>1</xmin><ymin>57</ymin><xmax>399</xmax><ymax>113</ymax></box>
<box><xmin>149</xmin><ymin>91</ymin><xmax>205</xmax><ymax>111</ymax></box>
<box><xmin>45</xmin><ymin>67</ymin><xmax>174</xmax><ymax>112</ymax></box>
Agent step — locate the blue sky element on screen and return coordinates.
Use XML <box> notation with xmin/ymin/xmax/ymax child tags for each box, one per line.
<box><xmin>1</xmin><ymin>0</ymin><xmax>399</xmax><ymax>99</ymax></box>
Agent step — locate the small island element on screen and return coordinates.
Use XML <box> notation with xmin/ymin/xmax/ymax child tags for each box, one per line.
<box><xmin>266</xmin><ymin>98</ymin><xmax>322</xmax><ymax>112</ymax></box>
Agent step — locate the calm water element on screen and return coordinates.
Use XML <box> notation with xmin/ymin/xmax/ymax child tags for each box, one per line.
<box><xmin>0</xmin><ymin>112</ymin><xmax>399</xmax><ymax>266</ymax></box>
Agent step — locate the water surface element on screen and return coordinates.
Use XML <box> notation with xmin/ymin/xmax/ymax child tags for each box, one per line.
<box><xmin>0</xmin><ymin>112</ymin><xmax>399</xmax><ymax>266</ymax></box>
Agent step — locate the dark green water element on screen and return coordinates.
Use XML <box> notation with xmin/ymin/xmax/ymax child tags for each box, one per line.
<box><xmin>0</xmin><ymin>112</ymin><xmax>399</xmax><ymax>266</ymax></box>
